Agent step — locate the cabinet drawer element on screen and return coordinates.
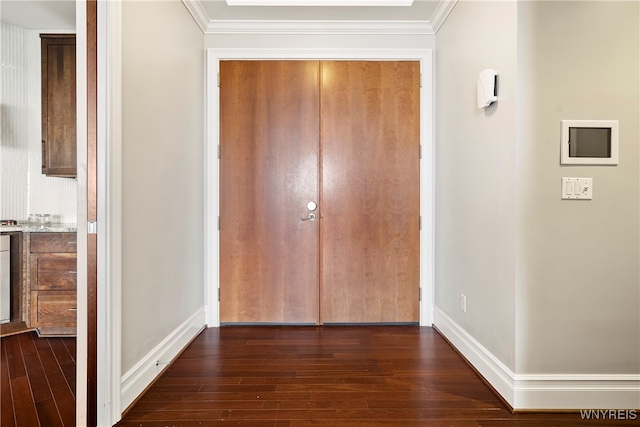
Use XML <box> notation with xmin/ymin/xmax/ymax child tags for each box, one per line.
<box><xmin>31</xmin><ymin>292</ymin><xmax>76</xmax><ymax>326</ymax></box>
<box><xmin>30</xmin><ymin>253</ymin><xmax>77</xmax><ymax>290</ymax></box>
<box><xmin>30</xmin><ymin>233</ymin><xmax>77</xmax><ymax>253</ymax></box>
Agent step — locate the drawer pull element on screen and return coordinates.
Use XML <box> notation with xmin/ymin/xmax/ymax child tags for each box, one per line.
<box><xmin>68</xmin><ymin>270</ymin><xmax>77</xmax><ymax>274</ymax></box>
<box><xmin>68</xmin><ymin>308</ymin><xmax>77</xmax><ymax>311</ymax></box>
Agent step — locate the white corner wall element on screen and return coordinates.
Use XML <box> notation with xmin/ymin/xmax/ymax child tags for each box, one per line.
<box><xmin>514</xmin><ymin>0</ymin><xmax>639</xmax><ymax>409</ymax></box>
<box><xmin>120</xmin><ymin>0</ymin><xmax>205</xmax><ymax>411</ymax></box>
<box><xmin>435</xmin><ymin>0</ymin><xmax>640</xmax><ymax>410</ymax></box>
<box><xmin>434</xmin><ymin>0</ymin><xmax>517</xmax><ymax>373</ymax></box>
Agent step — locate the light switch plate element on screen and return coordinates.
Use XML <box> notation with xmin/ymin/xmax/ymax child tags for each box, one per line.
<box><xmin>562</xmin><ymin>177</ymin><xmax>593</xmax><ymax>200</ymax></box>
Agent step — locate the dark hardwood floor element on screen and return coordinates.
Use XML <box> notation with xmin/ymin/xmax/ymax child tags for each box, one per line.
<box><xmin>1</xmin><ymin>327</ymin><xmax>634</xmax><ymax>427</ymax></box>
<box><xmin>1</xmin><ymin>331</ymin><xmax>75</xmax><ymax>427</ymax></box>
<box><xmin>116</xmin><ymin>326</ymin><xmax>633</xmax><ymax>427</ymax></box>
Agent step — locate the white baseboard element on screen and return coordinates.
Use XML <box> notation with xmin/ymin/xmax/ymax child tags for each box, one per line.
<box><xmin>513</xmin><ymin>375</ymin><xmax>640</xmax><ymax>410</ymax></box>
<box><xmin>120</xmin><ymin>307</ymin><xmax>207</xmax><ymax>411</ymax></box>
<box><xmin>433</xmin><ymin>307</ymin><xmax>640</xmax><ymax>410</ymax></box>
<box><xmin>433</xmin><ymin>307</ymin><xmax>516</xmax><ymax>405</ymax></box>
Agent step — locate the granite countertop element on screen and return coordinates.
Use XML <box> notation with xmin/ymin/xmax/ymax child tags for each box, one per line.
<box><xmin>0</xmin><ymin>223</ymin><xmax>77</xmax><ymax>233</ymax></box>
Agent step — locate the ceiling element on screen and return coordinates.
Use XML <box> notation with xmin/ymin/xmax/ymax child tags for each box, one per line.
<box><xmin>0</xmin><ymin>0</ymin><xmax>447</xmax><ymax>33</ymax></box>
<box><xmin>199</xmin><ymin>0</ymin><xmax>441</xmax><ymax>21</ymax></box>
<box><xmin>0</xmin><ymin>1</ymin><xmax>75</xmax><ymax>30</ymax></box>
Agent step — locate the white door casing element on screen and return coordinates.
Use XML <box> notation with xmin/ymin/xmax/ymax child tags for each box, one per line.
<box><xmin>205</xmin><ymin>48</ymin><xmax>435</xmax><ymax>328</ymax></box>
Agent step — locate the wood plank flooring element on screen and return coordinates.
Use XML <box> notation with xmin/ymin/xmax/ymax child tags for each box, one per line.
<box><xmin>117</xmin><ymin>326</ymin><xmax>634</xmax><ymax>427</ymax></box>
<box><xmin>1</xmin><ymin>331</ymin><xmax>75</xmax><ymax>427</ymax></box>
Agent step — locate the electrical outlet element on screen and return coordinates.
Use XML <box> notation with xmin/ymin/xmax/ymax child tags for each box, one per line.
<box><xmin>461</xmin><ymin>294</ymin><xmax>467</xmax><ymax>313</ymax></box>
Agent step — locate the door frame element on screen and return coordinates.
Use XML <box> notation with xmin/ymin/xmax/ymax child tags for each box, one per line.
<box><xmin>205</xmin><ymin>48</ymin><xmax>434</xmax><ymax>327</ymax></box>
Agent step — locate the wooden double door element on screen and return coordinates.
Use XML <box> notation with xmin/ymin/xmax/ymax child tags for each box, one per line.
<box><xmin>220</xmin><ymin>60</ymin><xmax>420</xmax><ymax>324</ymax></box>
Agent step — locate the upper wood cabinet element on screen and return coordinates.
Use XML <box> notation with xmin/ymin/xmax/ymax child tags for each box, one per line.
<box><xmin>41</xmin><ymin>34</ymin><xmax>76</xmax><ymax>178</ymax></box>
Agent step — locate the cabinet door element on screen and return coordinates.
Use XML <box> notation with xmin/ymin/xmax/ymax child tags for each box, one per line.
<box><xmin>30</xmin><ymin>253</ymin><xmax>77</xmax><ymax>291</ymax></box>
<box><xmin>41</xmin><ymin>35</ymin><xmax>77</xmax><ymax>177</ymax></box>
<box><xmin>30</xmin><ymin>232</ymin><xmax>77</xmax><ymax>253</ymax></box>
<box><xmin>30</xmin><ymin>291</ymin><xmax>77</xmax><ymax>334</ymax></box>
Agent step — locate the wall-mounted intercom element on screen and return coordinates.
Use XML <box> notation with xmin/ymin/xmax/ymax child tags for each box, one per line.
<box><xmin>477</xmin><ymin>69</ymin><xmax>498</xmax><ymax>109</ymax></box>
<box><xmin>560</xmin><ymin>120</ymin><xmax>618</xmax><ymax>165</ymax></box>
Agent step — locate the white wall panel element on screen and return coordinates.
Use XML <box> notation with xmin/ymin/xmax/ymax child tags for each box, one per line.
<box><xmin>1</xmin><ymin>23</ymin><xmax>30</xmax><ymax>221</ymax></box>
<box><xmin>1</xmin><ymin>23</ymin><xmax>77</xmax><ymax>223</ymax></box>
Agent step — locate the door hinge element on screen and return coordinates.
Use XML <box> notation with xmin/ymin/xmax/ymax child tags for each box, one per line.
<box><xmin>419</xmin><ymin>216</ymin><xmax>422</xmax><ymax>230</ymax></box>
<box><xmin>88</xmin><ymin>221</ymin><xmax>97</xmax><ymax>235</ymax></box>
<box><xmin>419</xmin><ymin>288</ymin><xmax>422</xmax><ymax>301</ymax></box>
<box><xmin>217</xmin><ymin>72</ymin><xmax>220</xmax><ymax>88</ymax></box>
<box><xmin>420</xmin><ymin>73</ymin><xmax>422</xmax><ymax>88</ymax></box>
<box><xmin>419</xmin><ymin>145</ymin><xmax>422</xmax><ymax>159</ymax></box>
<box><xmin>218</xmin><ymin>288</ymin><xmax>221</xmax><ymax>302</ymax></box>
<box><xmin>218</xmin><ymin>216</ymin><xmax>220</xmax><ymax>230</ymax></box>
<box><xmin>217</xmin><ymin>145</ymin><xmax>220</xmax><ymax>159</ymax></box>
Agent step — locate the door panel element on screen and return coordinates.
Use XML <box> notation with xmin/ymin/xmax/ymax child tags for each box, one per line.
<box><xmin>220</xmin><ymin>61</ymin><xmax>320</xmax><ymax>323</ymax></box>
<box><xmin>320</xmin><ymin>61</ymin><xmax>420</xmax><ymax>323</ymax></box>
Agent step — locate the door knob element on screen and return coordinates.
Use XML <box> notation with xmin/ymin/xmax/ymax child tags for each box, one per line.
<box><xmin>301</xmin><ymin>213</ymin><xmax>316</xmax><ymax>221</ymax></box>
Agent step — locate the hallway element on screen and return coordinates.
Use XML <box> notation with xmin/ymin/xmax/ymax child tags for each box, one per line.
<box><xmin>116</xmin><ymin>326</ymin><xmax>612</xmax><ymax>426</ymax></box>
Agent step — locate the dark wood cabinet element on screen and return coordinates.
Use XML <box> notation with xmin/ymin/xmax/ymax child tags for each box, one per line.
<box><xmin>41</xmin><ymin>34</ymin><xmax>76</xmax><ymax>178</ymax></box>
<box><xmin>29</xmin><ymin>233</ymin><xmax>77</xmax><ymax>336</ymax></box>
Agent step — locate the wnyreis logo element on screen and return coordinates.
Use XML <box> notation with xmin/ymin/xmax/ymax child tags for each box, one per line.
<box><xmin>580</xmin><ymin>409</ymin><xmax>637</xmax><ymax>420</ymax></box>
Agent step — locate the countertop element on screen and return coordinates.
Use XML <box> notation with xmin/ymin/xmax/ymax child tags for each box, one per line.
<box><xmin>0</xmin><ymin>223</ymin><xmax>77</xmax><ymax>233</ymax></box>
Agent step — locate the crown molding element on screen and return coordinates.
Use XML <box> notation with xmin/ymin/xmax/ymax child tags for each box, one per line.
<box><xmin>429</xmin><ymin>0</ymin><xmax>457</xmax><ymax>33</ymax></box>
<box><xmin>204</xmin><ymin>19</ymin><xmax>434</xmax><ymax>35</ymax></box>
<box><xmin>182</xmin><ymin>0</ymin><xmax>210</xmax><ymax>33</ymax></box>
<box><xmin>182</xmin><ymin>0</ymin><xmax>442</xmax><ymax>35</ymax></box>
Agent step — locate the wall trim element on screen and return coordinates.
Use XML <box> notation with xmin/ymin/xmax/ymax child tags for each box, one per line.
<box><xmin>120</xmin><ymin>307</ymin><xmax>207</xmax><ymax>412</ymax></box>
<box><xmin>206</xmin><ymin>47</ymin><xmax>434</xmax><ymax>328</ymax></box>
<box><xmin>433</xmin><ymin>306</ymin><xmax>516</xmax><ymax>405</ymax></box>
<box><xmin>98</xmin><ymin>0</ymin><xmax>123</xmax><ymax>425</ymax></box>
<box><xmin>180</xmin><ymin>0</ymin><xmax>467</xmax><ymax>35</ymax></box>
<box><xmin>513</xmin><ymin>374</ymin><xmax>640</xmax><ymax>410</ymax></box>
<box><xmin>181</xmin><ymin>0</ymin><xmax>434</xmax><ymax>35</ymax></box>
<box><xmin>203</xmin><ymin>20</ymin><xmax>433</xmax><ymax>35</ymax></box>
<box><xmin>75</xmin><ymin>1</ymin><xmax>88</xmax><ymax>425</ymax></box>
<box><xmin>434</xmin><ymin>307</ymin><xmax>640</xmax><ymax>410</ymax></box>
<box><xmin>181</xmin><ymin>0</ymin><xmax>209</xmax><ymax>33</ymax></box>
<box><xmin>429</xmin><ymin>0</ymin><xmax>457</xmax><ymax>33</ymax></box>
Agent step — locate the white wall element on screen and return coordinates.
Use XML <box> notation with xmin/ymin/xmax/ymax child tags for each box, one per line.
<box><xmin>205</xmin><ymin>33</ymin><xmax>434</xmax><ymax>51</ymax></box>
<box><xmin>1</xmin><ymin>23</ymin><xmax>77</xmax><ymax>223</ymax></box>
<box><xmin>516</xmin><ymin>0</ymin><xmax>639</xmax><ymax>376</ymax></box>
<box><xmin>434</xmin><ymin>0</ymin><xmax>518</xmax><ymax>371</ymax></box>
<box><xmin>121</xmin><ymin>0</ymin><xmax>204</xmax><ymax>378</ymax></box>
<box><xmin>435</xmin><ymin>0</ymin><xmax>639</xmax><ymax>409</ymax></box>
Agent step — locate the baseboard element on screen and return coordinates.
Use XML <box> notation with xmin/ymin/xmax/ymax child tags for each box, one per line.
<box><xmin>433</xmin><ymin>307</ymin><xmax>516</xmax><ymax>405</ymax></box>
<box><xmin>433</xmin><ymin>307</ymin><xmax>640</xmax><ymax>410</ymax></box>
<box><xmin>513</xmin><ymin>374</ymin><xmax>640</xmax><ymax>410</ymax></box>
<box><xmin>120</xmin><ymin>307</ymin><xmax>206</xmax><ymax>411</ymax></box>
